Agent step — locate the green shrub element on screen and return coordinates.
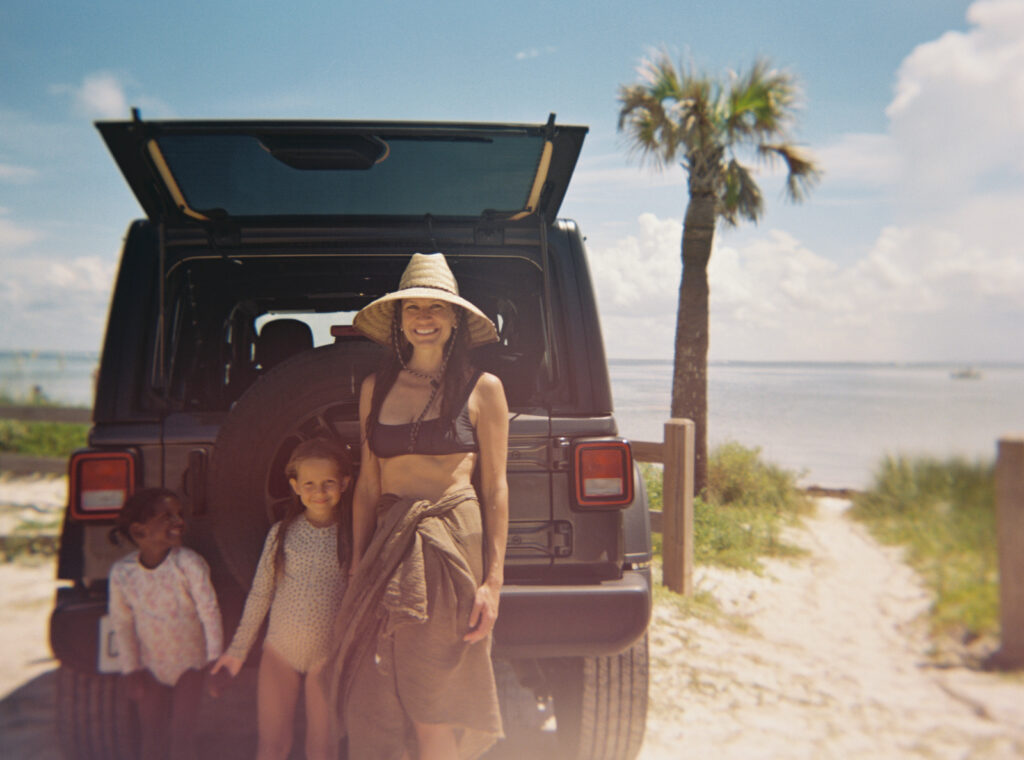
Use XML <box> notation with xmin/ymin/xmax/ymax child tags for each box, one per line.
<box><xmin>0</xmin><ymin>418</ymin><xmax>88</xmax><ymax>457</ymax></box>
<box><xmin>642</xmin><ymin>442</ymin><xmax>812</xmax><ymax>573</ymax></box>
<box><xmin>849</xmin><ymin>455</ymin><xmax>997</xmax><ymax>640</ymax></box>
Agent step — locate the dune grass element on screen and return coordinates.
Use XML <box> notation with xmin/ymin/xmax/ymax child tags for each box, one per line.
<box><xmin>0</xmin><ymin>390</ymin><xmax>89</xmax><ymax>458</ymax></box>
<box><xmin>848</xmin><ymin>455</ymin><xmax>998</xmax><ymax>642</ymax></box>
<box><xmin>643</xmin><ymin>441</ymin><xmax>814</xmax><ymax>574</ymax></box>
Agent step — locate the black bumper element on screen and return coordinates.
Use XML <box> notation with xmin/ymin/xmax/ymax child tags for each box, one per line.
<box><xmin>492</xmin><ymin>568</ymin><xmax>652</xmax><ymax>658</ymax></box>
<box><xmin>52</xmin><ymin>569</ymin><xmax>654</xmax><ymax>672</ymax></box>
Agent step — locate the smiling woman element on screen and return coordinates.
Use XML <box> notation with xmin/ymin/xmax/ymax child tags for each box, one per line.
<box><xmin>326</xmin><ymin>252</ymin><xmax>508</xmax><ymax>760</ymax></box>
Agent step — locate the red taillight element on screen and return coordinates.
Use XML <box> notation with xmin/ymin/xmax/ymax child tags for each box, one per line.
<box><xmin>573</xmin><ymin>440</ymin><xmax>634</xmax><ymax>509</ymax></box>
<box><xmin>69</xmin><ymin>452</ymin><xmax>135</xmax><ymax>520</ymax></box>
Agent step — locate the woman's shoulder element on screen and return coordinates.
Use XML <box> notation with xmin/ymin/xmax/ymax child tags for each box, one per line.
<box><xmin>470</xmin><ymin>370</ymin><xmax>507</xmax><ymax>403</ymax></box>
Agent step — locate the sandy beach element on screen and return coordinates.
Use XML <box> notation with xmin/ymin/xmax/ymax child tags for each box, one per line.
<box><xmin>1</xmin><ymin>478</ymin><xmax>1022</xmax><ymax>759</ymax></box>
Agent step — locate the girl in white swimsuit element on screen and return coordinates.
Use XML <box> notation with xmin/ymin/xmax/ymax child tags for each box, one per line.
<box><xmin>212</xmin><ymin>437</ymin><xmax>354</xmax><ymax>760</ymax></box>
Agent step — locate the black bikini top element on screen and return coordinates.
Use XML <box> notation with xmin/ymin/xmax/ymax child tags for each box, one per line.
<box><xmin>369</xmin><ymin>370</ymin><xmax>481</xmax><ymax>458</ymax></box>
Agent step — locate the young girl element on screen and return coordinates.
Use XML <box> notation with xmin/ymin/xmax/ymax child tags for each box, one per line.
<box><xmin>107</xmin><ymin>487</ymin><xmax>223</xmax><ymax>760</ymax></box>
<box><xmin>211</xmin><ymin>437</ymin><xmax>354</xmax><ymax>760</ymax></box>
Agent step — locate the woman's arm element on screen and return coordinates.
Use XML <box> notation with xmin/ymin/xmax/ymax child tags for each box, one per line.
<box><xmin>464</xmin><ymin>372</ymin><xmax>509</xmax><ymax>644</ymax></box>
<box><xmin>351</xmin><ymin>374</ymin><xmax>382</xmax><ymax>572</ymax></box>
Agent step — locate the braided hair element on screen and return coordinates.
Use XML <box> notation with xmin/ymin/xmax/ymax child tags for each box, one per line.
<box><xmin>365</xmin><ymin>301</ymin><xmax>472</xmax><ymax>452</ymax></box>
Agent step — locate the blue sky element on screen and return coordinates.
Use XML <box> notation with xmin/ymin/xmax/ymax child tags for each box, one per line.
<box><xmin>2</xmin><ymin>0</ymin><xmax>1022</xmax><ymax>361</ymax></box>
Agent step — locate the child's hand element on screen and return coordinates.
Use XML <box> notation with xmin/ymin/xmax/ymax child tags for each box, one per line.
<box><xmin>208</xmin><ymin>654</ymin><xmax>242</xmax><ymax>698</ymax></box>
<box><xmin>211</xmin><ymin>653</ymin><xmax>243</xmax><ymax>678</ymax></box>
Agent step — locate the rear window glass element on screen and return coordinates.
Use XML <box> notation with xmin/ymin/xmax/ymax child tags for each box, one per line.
<box><xmin>154</xmin><ymin>134</ymin><xmax>544</xmax><ymax>218</ymax></box>
<box><xmin>160</xmin><ymin>255</ymin><xmax>549</xmax><ymax>413</ymax></box>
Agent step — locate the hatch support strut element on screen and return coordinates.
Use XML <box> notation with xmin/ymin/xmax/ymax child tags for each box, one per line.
<box><xmin>538</xmin><ymin>217</ymin><xmax>560</xmax><ymax>389</ymax></box>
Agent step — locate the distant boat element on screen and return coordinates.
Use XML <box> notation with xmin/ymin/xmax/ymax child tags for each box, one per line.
<box><xmin>951</xmin><ymin>367</ymin><xmax>982</xmax><ymax>380</ymax></box>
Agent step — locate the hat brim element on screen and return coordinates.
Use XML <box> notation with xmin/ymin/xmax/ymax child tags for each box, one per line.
<box><xmin>353</xmin><ymin>288</ymin><xmax>499</xmax><ymax>348</ymax></box>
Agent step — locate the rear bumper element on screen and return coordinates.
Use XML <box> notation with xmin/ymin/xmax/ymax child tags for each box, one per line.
<box><xmin>51</xmin><ymin>569</ymin><xmax>654</xmax><ymax>672</ymax></box>
<box><xmin>493</xmin><ymin>568</ymin><xmax>652</xmax><ymax>658</ymax></box>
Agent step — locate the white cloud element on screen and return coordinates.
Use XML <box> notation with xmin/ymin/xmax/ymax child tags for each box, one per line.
<box><xmin>50</xmin><ymin>71</ymin><xmax>172</xmax><ymax>120</ymax></box>
<box><xmin>0</xmin><ymin>213</ymin><xmax>40</xmax><ymax>249</ymax></box>
<box><xmin>588</xmin><ymin>212</ymin><xmax>1024</xmax><ymax>362</ymax></box>
<box><xmin>813</xmin><ymin>1</ymin><xmax>1024</xmax><ymax>199</ymax></box>
<box><xmin>0</xmin><ymin>163</ymin><xmax>37</xmax><ymax>182</ymax></box>
<box><xmin>514</xmin><ymin>46</ymin><xmax>556</xmax><ymax>61</ymax></box>
<box><xmin>0</xmin><ymin>254</ymin><xmax>115</xmax><ymax>351</ymax></box>
<box><xmin>885</xmin><ymin>0</ymin><xmax>1024</xmax><ymax>198</ymax></box>
<box><xmin>814</xmin><ymin>133</ymin><xmax>901</xmax><ymax>188</ymax></box>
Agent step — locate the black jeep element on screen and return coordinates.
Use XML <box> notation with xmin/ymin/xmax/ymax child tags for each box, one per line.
<box><xmin>49</xmin><ymin>114</ymin><xmax>652</xmax><ymax>759</ymax></box>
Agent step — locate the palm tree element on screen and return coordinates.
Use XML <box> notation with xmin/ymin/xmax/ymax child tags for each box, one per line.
<box><xmin>618</xmin><ymin>50</ymin><xmax>820</xmax><ymax>494</ymax></box>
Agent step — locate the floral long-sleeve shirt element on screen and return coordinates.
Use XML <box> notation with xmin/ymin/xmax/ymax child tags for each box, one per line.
<box><xmin>108</xmin><ymin>546</ymin><xmax>223</xmax><ymax>686</ymax></box>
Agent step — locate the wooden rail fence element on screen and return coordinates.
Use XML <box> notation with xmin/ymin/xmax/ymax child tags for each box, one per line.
<box><xmin>993</xmin><ymin>436</ymin><xmax>1024</xmax><ymax>670</ymax></box>
<box><xmin>631</xmin><ymin>418</ymin><xmax>695</xmax><ymax>595</ymax></box>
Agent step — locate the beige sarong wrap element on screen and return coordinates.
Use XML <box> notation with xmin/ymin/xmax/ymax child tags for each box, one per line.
<box><xmin>325</xmin><ymin>488</ymin><xmax>503</xmax><ymax>759</ymax></box>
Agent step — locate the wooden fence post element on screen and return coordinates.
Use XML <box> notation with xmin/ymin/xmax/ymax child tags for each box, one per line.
<box><xmin>993</xmin><ymin>436</ymin><xmax>1024</xmax><ymax>669</ymax></box>
<box><xmin>662</xmin><ymin>418</ymin><xmax>694</xmax><ymax>595</ymax></box>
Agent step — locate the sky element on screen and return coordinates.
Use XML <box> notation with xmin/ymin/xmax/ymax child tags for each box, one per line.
<box><xmin>2</xmin><ymin>0</ymin><xmax>1023</xmax><ymax>362</ymax></box>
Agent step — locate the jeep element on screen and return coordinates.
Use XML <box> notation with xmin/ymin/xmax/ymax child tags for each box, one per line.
<box><xmin>49</xmin><ymin>114</ymin><xmax>652</xmax><ymax>759</ymax></box>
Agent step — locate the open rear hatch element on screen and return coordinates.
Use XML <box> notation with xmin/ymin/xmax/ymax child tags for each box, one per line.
<box><xmin>97</xmin><ymin>114</ymin><xmax>587</xmax><ymax>228</ymax></box>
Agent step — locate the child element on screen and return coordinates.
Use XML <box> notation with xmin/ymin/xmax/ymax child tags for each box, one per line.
<box><xmin>211</xmin><ymin>437</ymin><xmax>354</xmax><ymax>760</ymax></box>
<box><xmin>107</xmin><ymin>487</ymin><xmax>223</xmax><ymax>760</ymax></box>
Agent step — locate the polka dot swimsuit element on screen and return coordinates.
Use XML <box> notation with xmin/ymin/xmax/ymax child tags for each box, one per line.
<box><xmin>226</xmin><ymin>515</ymin><xmax>346</xmax><ymax>673</ymax></box>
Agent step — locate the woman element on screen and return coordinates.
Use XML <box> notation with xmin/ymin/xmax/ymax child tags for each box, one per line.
<box><xmin>327</xmin><ymin>252</ymin><xmax>508</xmax><ymax>760</ymax></box>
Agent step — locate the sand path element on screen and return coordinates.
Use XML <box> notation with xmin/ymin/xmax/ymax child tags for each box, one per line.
<box><xmin>1</xmin><ymin>480</ymin><xmax>1022</xmax><ymax>759</ymax></box>
<box><xmin>640</xmin><ymin>498</ymin><xmax>1024</xmax><ymax>759</ymax></box>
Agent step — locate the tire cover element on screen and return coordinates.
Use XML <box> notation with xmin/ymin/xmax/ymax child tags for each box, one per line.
<box><xmin>207</xmin><ymin>344</ymin><xmax>374</xmax><ymax>587</ymax></box>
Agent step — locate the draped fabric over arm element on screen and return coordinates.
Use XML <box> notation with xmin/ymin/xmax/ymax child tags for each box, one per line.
<box><xmin>325</xmin><ymin>488</ymin><xmax>503</xmax><ymax>760</ymax></box>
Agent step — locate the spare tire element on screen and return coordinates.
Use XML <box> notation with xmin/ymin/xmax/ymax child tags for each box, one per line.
<box><xmin>207</xmin><ymin>344</ymin><xmax>374</xmax><ymax>588</ymax></box>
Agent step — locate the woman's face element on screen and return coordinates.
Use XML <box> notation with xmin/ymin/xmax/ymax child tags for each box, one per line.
<box><xmin>400</xmin><ymin>298</ymin><xmax>456</xmax><ymax>348</ymax></box>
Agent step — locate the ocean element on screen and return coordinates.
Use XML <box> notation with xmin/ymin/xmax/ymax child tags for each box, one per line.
<box><xmin>610</xmin><ymin>360</ymin><xmax>1024</xmax><ymax>489</ymax></box>
<box><xmin>3</xmin><ymin>350</ymin><xmax>1022</xmax><ymax>490</ymax></box>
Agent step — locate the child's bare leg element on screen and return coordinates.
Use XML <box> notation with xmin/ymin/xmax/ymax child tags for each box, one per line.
<box><xmin>256</xmin><ymin>646</ymin><xmax>301</xmax><ymax>760</ymax></box>
<box><xmin>168</xmin><ymin>667</ymin><xmax>206</xmax><ymax>760</ymax></box>
<box><xmin>413</xmin><ymin>721</ymin><xmax>458</xmax><ymax>760</ymax></box>
<box><xmin>135</xmin><ymin>672</ymin><xmax>171</xmax><ymax>760</ymax></box>
<box><xmin>303</xmin><ymin>663</ymin><xmax>338</xmax><ymax>760</ymax></box>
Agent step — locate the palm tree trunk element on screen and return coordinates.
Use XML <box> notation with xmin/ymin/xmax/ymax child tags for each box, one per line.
<box><xmin>671</xmin><ymin>193</ymin><xmax>715</xmax><ymax>495</ymax></box>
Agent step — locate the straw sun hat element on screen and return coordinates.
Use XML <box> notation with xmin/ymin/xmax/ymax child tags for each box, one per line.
<box><xmin>353</xmin><ymin>253</ymin><xmax>499</xmax><ymax>348</ymax></box>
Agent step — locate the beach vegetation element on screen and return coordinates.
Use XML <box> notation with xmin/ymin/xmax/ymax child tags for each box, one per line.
<box><xmin>0</xmin><ymin>389</ymin><xmax>89</xmax><ymax>459</ymax></box>
<box><xmin>849</xmin><ymin>455</ymin><xmax>998</xmax><ymax>644</ymax></box>
<box><xmin>643</xmin><ymin>441</ymin><xmax>813</xmax><ymax>574</ymax></box>
<box><xmin>0</xmin><ymin>418</ymin><xmax>88</xmax><ymax>458</ymax></box>
<box><xmin>618</xmin><ymin>52</ymin><xmax>820</xmax><ymax>494</ymax></box>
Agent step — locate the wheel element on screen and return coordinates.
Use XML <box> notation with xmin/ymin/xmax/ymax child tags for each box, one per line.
<box><xmin>56</xmin><ymin>665</ymin><xmax>137</xmax><ymax>760</ymax></box>
<box><xmin>547</xmin><ymin>634</ymin><xmax>649</xmax><ymax>760</ymax></box>
<box><xmin>207</xmin><ymin>344</ymin><xmax>368</xmax><ymax>588</ymax></box>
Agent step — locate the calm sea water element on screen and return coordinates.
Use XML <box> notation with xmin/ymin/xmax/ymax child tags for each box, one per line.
<box><xmin>611</xmin><ymin>360</ymin><xmax>1024</xmax><ymax>489</ymax></box>
<box><xmin>3</xmin><ymin>351</ymin><xmax>1022</xmax><ymax>489</ymax></box>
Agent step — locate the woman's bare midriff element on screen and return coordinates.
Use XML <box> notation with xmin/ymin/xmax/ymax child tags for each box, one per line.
<box><xmin>378</xmin><ymin>450</ymin><xmax>478</xmax><ymax>503</ymax></box>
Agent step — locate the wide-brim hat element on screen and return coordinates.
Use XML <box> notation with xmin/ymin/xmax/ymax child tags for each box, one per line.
<box><xmin>353</xmin><ymin>253</ymin><xmax>499</xmax><ymax>348</ymax></box>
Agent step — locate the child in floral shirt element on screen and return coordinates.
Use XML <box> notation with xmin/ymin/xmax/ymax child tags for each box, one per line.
<box><xmin>108</xmin><ymin>487</ymin><xmax>222</xmax><ymax>760</ymax></box>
